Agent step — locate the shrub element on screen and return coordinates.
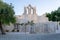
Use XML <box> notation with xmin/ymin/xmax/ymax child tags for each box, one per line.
<box><xmin>17</xmin><ymin>30</ymin><xmax>19</xmax><ymax>32</ymax></box>
<box><xmin>12</xmin><ymin>29</ymin><xmax>15</xmax><ymax>32</ymax></box>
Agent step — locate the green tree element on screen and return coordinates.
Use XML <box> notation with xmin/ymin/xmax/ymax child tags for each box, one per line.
<box><xmin>29</xmin><ymin>21</ymin><xmax>34</xmax><ymax>26</ymax></box>
<box><xmin>46</xmin><ymin>7</ymin><xmax>60</xmax><ymax>30</ymax></box>
<box><xmin>0</xmin><ymin>1</ymin><xmax>16</xmax><ymax>34</ymax></box>
<box><xmin>0</xmin><ymin>0</ymin><xmax>3</xmax><ymax>1</ymax></box>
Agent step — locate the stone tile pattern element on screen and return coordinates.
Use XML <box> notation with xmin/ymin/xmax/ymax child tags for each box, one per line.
<box><xmin>0</xmin><ymin>33</ymin><xmax>60</xmax><ymax>40</ymax></box>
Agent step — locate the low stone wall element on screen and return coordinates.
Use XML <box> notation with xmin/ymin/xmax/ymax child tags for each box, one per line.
<box><xmin>3</xmin><ymin>22</ymin><xmax>58</xmax><ymax>34</ymax></box>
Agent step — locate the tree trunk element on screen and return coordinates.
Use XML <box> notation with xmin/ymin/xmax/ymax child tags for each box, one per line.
<box><xmin>57</xmin><ymin>21</ymin><xmax>58</xmax><ymax>30</ymax></box>
<box><xmin>0</xmin><ymin>21</ymin><xmax>5</xmax><ymax>35</ymax></box>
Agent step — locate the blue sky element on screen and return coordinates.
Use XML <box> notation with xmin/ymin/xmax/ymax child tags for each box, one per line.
<box><xmin>3</xmin><ymin>0</ymin><xmax>60</xmax><ymax>16</ymax></box>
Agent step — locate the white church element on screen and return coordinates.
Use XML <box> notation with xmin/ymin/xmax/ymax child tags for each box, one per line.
<box><xmin>4</xmin><ymin>4</ymin><xmax>60</xmax><ymax>34</ymax></box>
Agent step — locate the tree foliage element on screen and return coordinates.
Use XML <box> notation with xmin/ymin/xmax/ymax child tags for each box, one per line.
<box><xmin>46</xmin><ymin>7</ymin><xmax>60</xmax><ymax>22</ymax></box>
<box><xmin>0</xmin><ymin>1</ymin><xmax>16</xmax><ymax>34</ymax></box>
<box><xmin>0</xmin><ymin>1</ymin><xmax>16</xmax><ymax>25</ymax></box>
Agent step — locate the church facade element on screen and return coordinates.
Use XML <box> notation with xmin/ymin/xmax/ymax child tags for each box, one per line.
<box><xmin>4</xmin><ymin>5</ymin><xmax>59</xmax><ymax>34</ymax></box>
<box><xmin>16</xmin><ymin>4</ymin><xmax>48</xmax><ymax>23</ymax></box>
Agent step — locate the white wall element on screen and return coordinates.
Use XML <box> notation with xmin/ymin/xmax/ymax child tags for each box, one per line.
<box><xmin>3</xmin><ymin>22</ymin><xmax>59</xmax><ymax>34</ymax></box>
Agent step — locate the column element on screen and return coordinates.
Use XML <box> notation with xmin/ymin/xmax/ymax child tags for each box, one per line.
<box><xmin>23</xmin><ymin>7</ymin><xmax>27</xmax><ymax>15</ymax></box>
<box><xmin>33</xmin><ymin>7</ymin><xmax>36</xmax><ymax>14</ymax></box>
<box><xmin>27</xmin><ymin>5</ymin><xmax>31</xmax><ymax>14</ymax></box>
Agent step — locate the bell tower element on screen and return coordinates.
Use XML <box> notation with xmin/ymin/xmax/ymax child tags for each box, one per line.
<box><xmin>23</xmin><ymin>4</ymin><xmax>37</xmax><ymax>15</ymax></box>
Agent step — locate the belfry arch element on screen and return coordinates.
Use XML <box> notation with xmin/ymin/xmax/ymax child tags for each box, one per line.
<box><xmin>23</xmin><ymin>4</ymin><xmax>36</xmax><ymax>15</ymax></box>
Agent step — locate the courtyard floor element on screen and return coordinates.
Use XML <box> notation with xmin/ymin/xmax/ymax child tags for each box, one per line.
<box><xmin>0</xmin><ymin>32</ymin><xmax>60</xmax><ymax>40</ymax></box>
